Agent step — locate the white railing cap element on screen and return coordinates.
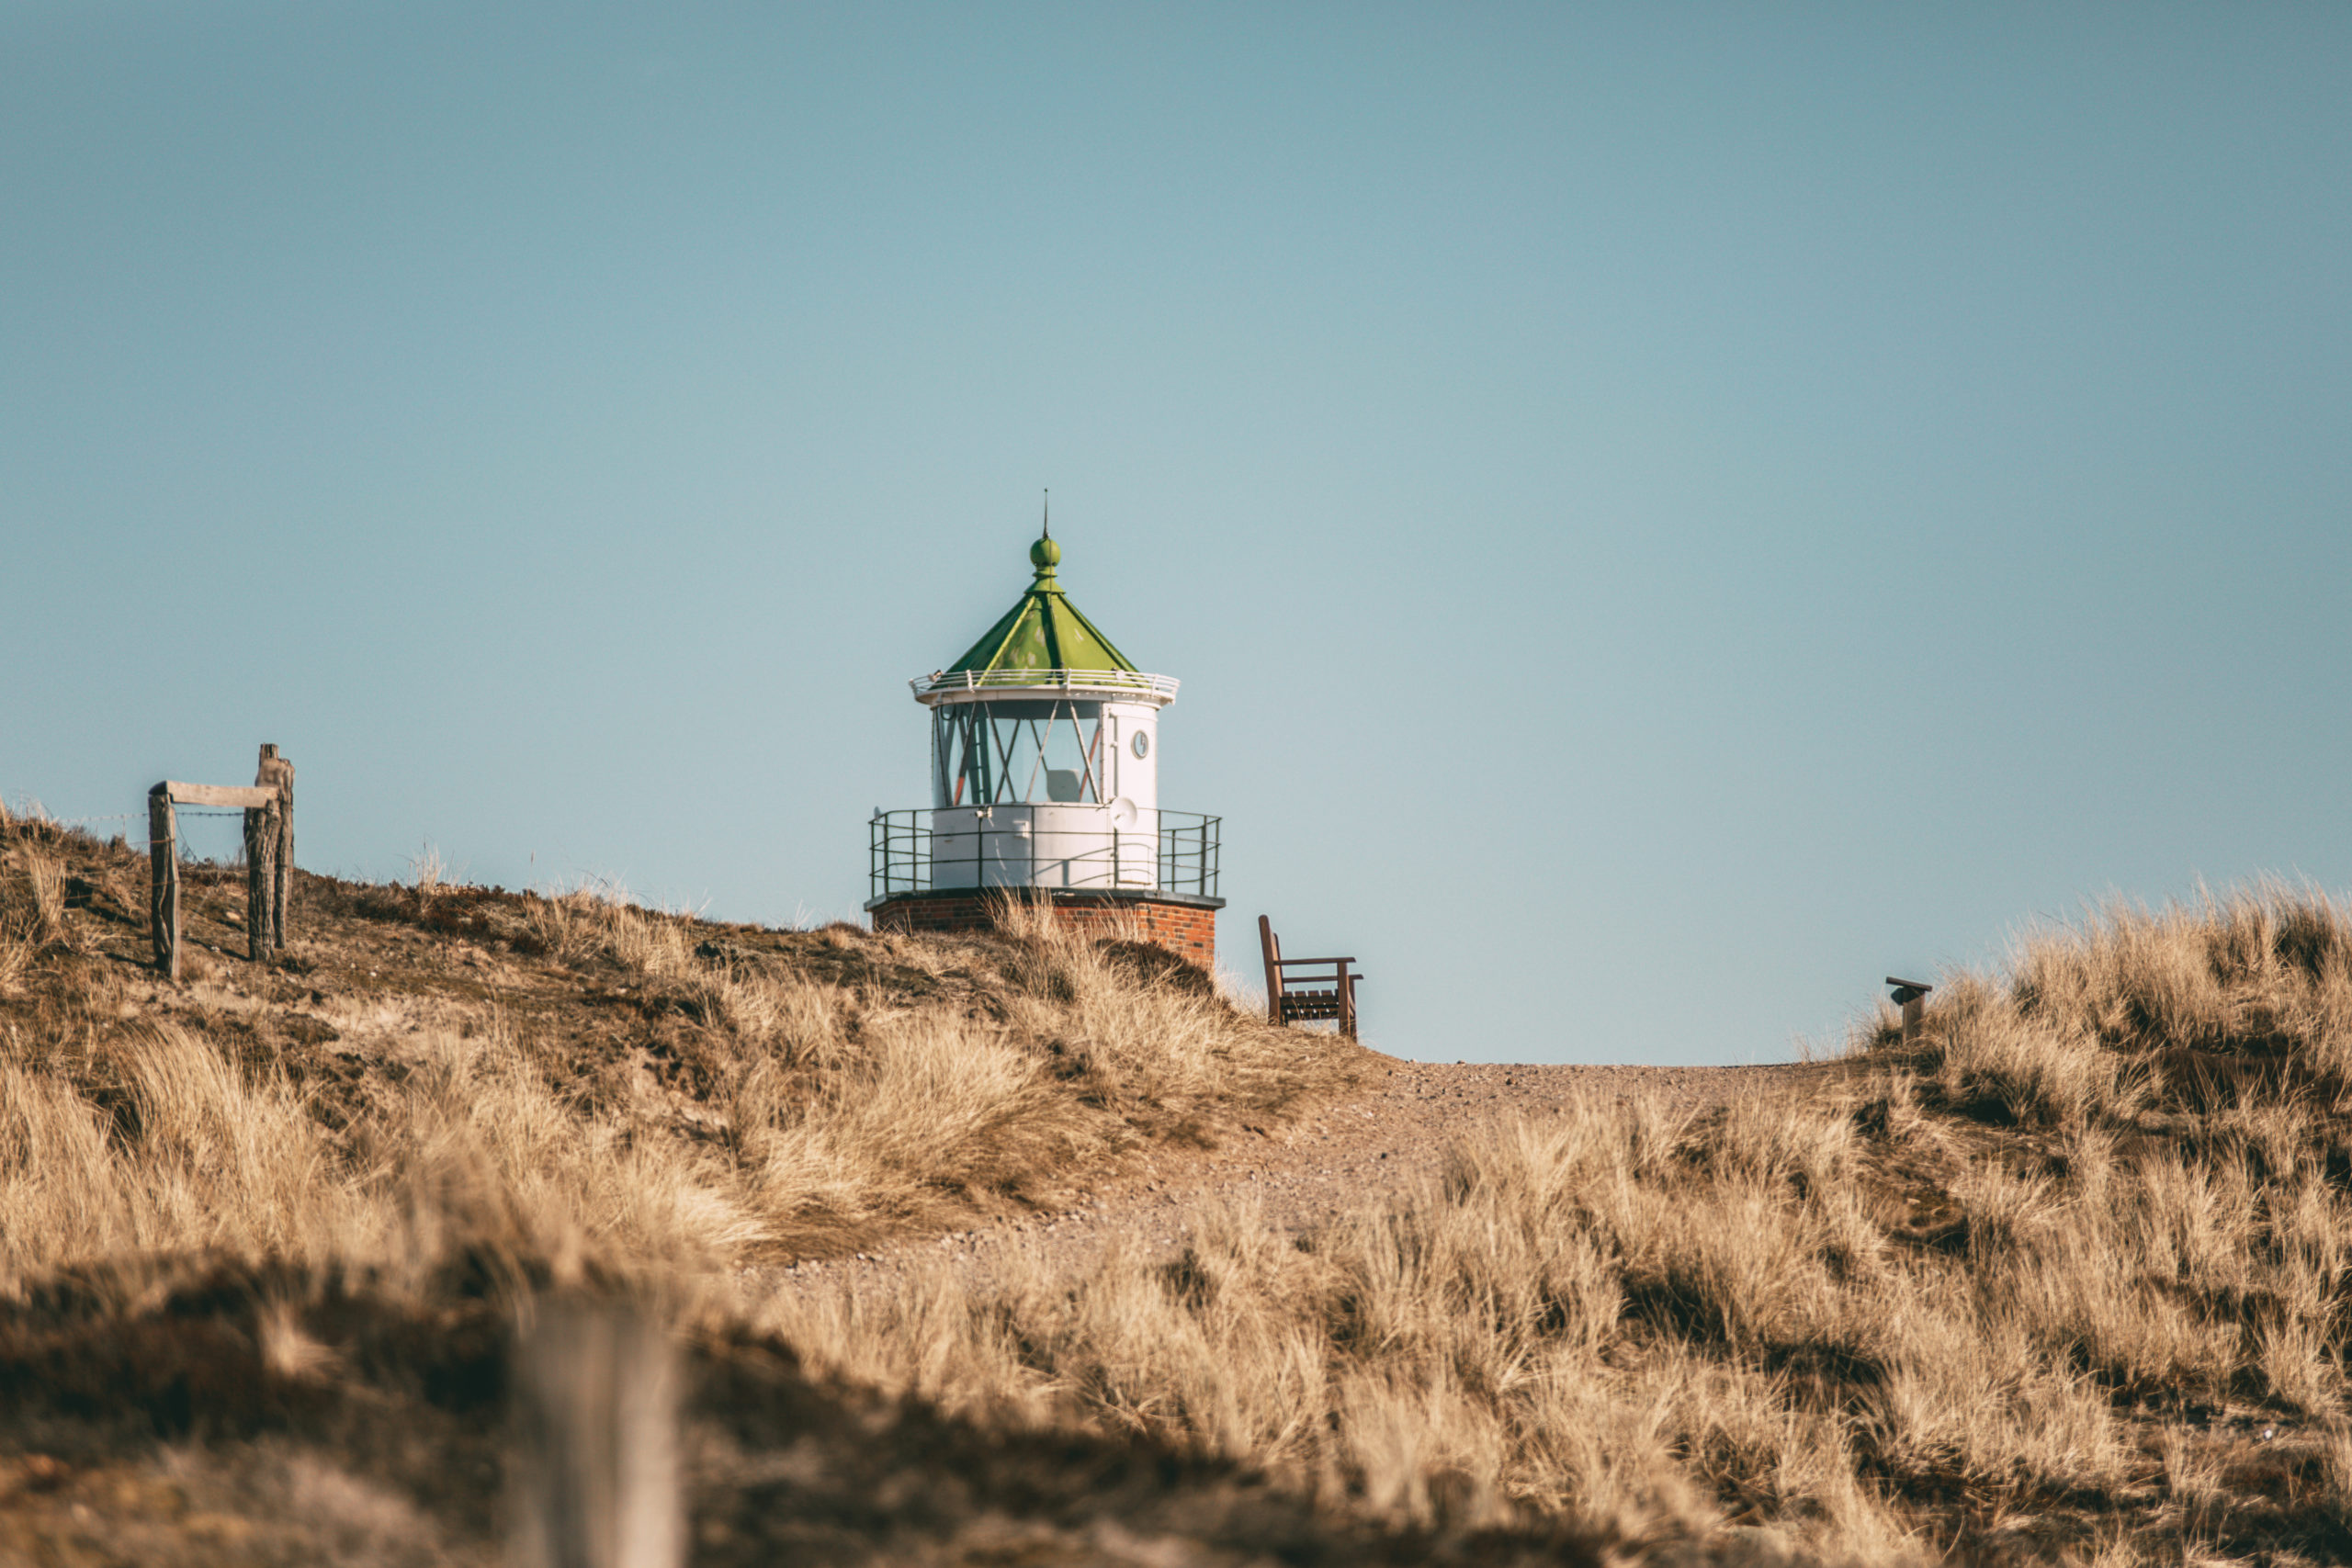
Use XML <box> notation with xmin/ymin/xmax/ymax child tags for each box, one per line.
<box><xmin>910</xmin><ymin>668</ymin><xmax>1180</xmax><ymax>701</ymax></box>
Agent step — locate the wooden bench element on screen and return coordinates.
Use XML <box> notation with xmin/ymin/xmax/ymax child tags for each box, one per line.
<box><xmin>1258</xmin><ymin>914</ymin><xmax>1362</xmax><ymax>1039</ymax></box>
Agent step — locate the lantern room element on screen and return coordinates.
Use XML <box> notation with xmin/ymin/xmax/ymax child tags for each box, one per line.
<box><xmin>865</xmin><ymin>521</ymin><xmax>1224</xmax><ymax>964</ymax></box>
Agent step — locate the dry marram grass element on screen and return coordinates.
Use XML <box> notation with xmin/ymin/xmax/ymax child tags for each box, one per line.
<box><xmin>0</xmin><ymin>834</ymin><xmax>1354</xmax><ymax>1295</ymax></box>
<box><xmin>763</xmin><ymin>885</ymin><xmax>2352</xmax><ymax>1564</ymax></box>
<box><xmin>8</xmin><ymin>817</ymin><xmax>2352</xmax><ymax>1564</ymax></box>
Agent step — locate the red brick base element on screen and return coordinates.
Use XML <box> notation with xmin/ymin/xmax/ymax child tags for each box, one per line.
<box><xmin>868</xmin><ymin>889</ymin><xmax>1221</xmax><ymax>967</ymax></box>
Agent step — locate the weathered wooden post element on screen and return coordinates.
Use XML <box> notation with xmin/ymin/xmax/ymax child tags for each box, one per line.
<box><xmin>243</xmin><ymin>797</ymin><xmax>280</xmax><ymax>960</ymax></box>
<box><xmin>1887</xmin><ymin>977</ymin><xmax>1933</xmax><ymax>1045</ymax></box>
<box><xmin>243</xmin><ymin>745</ymin><xmax>295</xmax><ymax>956</ymax></box>
<box><xmin>254</xmin><ymin>744</ymin><xmax>294</xmax><ymax>944</ymax></box>
<box><xmin>148</xmin><ymin>784</ymin><xmax>180</xmax><ymax>980</ymax></box>
<box><xmin>510</xmin><ymin>1298</ymin><xmax>683</xmax><ymax>1568</ymax></box>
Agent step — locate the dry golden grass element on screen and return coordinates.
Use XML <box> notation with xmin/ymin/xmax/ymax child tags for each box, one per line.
<box><xmin>11</xmin><ymin>814</ymin><xmax>2352</xmax><ymax>1564</ymax></box>
<box><xmin>0</xmin><ymin>836</ymin><xmax>68</xmax><ymax>994</ymax></box>
<box><xmin>0</xmin><ymin>824</ymin><xmax>1363</xmax><ymax>1299</ymax></box>
<box><xmin>760</xmin><ymin>1097</ymin><xmax>1927</xmax><ymax>1559</ymax></box>
<box><xmin>755</xmin><ymin>885</ymin><xmax>2352</xmax><ymax>1565</ymax></box>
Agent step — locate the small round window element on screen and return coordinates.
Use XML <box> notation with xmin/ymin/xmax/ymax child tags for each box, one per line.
<box><xmin>1131</xmin><ymin>731</ymin><xmax>1150</xmax><ymax>760</ymax></box>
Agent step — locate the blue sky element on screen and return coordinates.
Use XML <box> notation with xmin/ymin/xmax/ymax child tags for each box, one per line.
<box><xmin>5</xmin><ymin>3</ymin><xmax>2347</xmax><ymax>1063</ymax></box>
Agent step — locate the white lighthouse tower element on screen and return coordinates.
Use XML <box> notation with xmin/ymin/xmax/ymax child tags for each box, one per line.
<box><xmin>865</xmin><ymin>521</ymin><xmax>1224</xmax><ymax>964</ymax></box>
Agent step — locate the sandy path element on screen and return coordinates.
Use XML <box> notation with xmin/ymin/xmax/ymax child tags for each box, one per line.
<box><xmin>777</xmin><ymin>1055</ymin><xmax>1852</xmax><ymax>1295</ymax></box>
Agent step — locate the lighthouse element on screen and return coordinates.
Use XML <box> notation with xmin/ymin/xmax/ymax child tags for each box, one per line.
<box><xmin>865</xmin><ymin>521</ymin><xmax>1225</xmax><ymax>964</ymax></box>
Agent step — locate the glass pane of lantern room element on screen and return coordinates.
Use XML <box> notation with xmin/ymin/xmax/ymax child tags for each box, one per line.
<box><xmin>934</xmin><ymin>707</ymin><xmax>999</xmax><ymax>807</ymax></box>
<box><xmin>1039</xmin><ymin>705</ymin><xmax>1103</xmax><ymax>803</ymax></box>
<box><xmin>994</xmin><ymin>714</ymin><xmax>1043</xmax><ymax>802</ymax></box>
<box><xmin>934</xmin><ymin>701</ymin><xmax>1105</xmax><ymax>805</ymax></box>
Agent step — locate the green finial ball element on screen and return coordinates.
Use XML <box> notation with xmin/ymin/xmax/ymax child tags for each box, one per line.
<box><xmin>1030</xmin><ymin>534</ymin><xmax>1061</xmax><ymax>572</ymax></box>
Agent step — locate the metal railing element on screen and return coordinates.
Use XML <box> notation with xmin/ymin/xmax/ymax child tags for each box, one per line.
<box><xmin>908</xmin><ymin>668</ymin><xmax>1181</xmax><ymax>700</ymax></box>
<box><xmin>1158</xmin><ymin>812</ymin><xmax>1218</xmax><ymax>899</ymax></box>
<box><xmin>869</xmin><ymin>808</ymin><xmax>1221</xmax><ymax>901</ymax></box>
<box><xmin>869</xmin><ymin>810</ymin><xmax>933</xmax><ymax>898</ymax></box>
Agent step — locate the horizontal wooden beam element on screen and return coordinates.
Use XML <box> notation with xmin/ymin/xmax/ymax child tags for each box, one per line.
<box><xmin>155</xmin><ymin>782</ymin><xmax>280</xmax><ymax>809</ymax></box>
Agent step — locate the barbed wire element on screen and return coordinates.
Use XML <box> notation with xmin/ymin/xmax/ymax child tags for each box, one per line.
<box><xmin>12</xmin><ymin>840</ymin><xmax>252</xmax><ymax>855</ymax></box>
<box><xmin>3</xmin><ymin>804</ymin><xmax>260</xmax><ymax>862</ymax></box>
<box><xmin>8</xmin><ymin>807</ymin><xmax>250</xmax><ymax>828</ymax></box>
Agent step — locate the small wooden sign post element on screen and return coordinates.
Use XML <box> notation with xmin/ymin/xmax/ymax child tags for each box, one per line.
<box><xmin>148</xmin><ymin>745</ymin><xmax>296</xmax><ymax>980</ymax></box>
<box><xmin>1886</xmin><ymin>976</ymin><xmax>1933</xmax><ymax>1045</ymax></box>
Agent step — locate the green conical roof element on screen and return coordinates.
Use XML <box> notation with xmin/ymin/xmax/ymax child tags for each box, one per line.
<box><xmin>945</xmin><ymin>531</ymin><xmax>1138</xmax><ymax>679</ymax></box>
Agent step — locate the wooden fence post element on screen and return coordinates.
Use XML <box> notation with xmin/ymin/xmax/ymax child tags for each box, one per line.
<box><xmin>255</xmin><ymin>744</ymin><xmax>295</xmax><ymax>946</ymax></box>
<box><xmin>148</xmin><ymin>784</ymin><xmax>179</xmax><ymax>980</ymax></box>
<box><xmin>277</xmin><ymin>776</ymin><xmax>292</xmax><ymax>941</ymax></box>
<box><xmin>243</xmin><ymin>799</ymin><xmax>279</xmax><ymax>960</ymax></box>
<box><xmin>510</xmin><ymin>1298</ymin><xmax>684</xmax><ymax>1568</ymax></box>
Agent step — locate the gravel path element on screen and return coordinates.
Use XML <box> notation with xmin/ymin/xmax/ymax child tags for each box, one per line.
<box><xmin>775</xmin><ymin>1054</ymin><xmax>1853</xmax><ymax>1296</ymax></box>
